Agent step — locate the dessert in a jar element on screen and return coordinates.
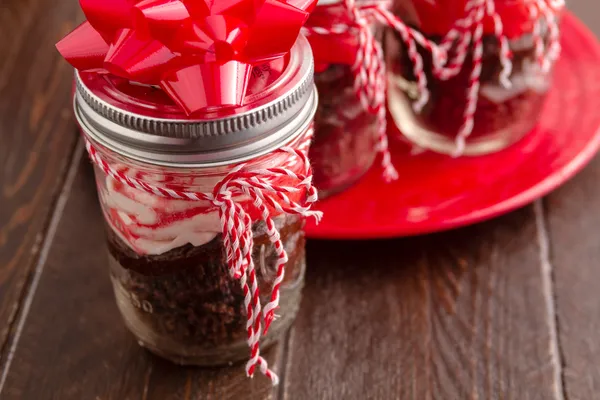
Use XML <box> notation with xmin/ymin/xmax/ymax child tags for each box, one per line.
<box><xmin>386</xmin><ymin>0</ymin><xmax>564</xmax><ymax>155</ymax></box>
<box><xmin>57</xmin><ymin>0</ymin><xmax>319</xmax><ymax>383</ymax></box>
<box><xmin>304</xmin><ymin>0</ymin><xmax>398</xmax><ymax>197</ymax></box>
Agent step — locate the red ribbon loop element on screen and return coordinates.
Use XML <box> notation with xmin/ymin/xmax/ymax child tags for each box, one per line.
<box><xmin>58</xmin><ymin>0</ymin><xmax>316</xmax><ymax>115</ymax></box>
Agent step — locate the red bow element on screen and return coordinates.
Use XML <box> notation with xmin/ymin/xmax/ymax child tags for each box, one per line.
<box><xmin>57</xmin><ymin>0</ymin><xmax>317</xmax><ymax>115</ymax></box>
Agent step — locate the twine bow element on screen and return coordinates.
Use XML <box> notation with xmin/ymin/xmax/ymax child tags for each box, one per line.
<box><xmin>86</xmin><ymin>131</ymin><xmax>321</xmax><ymax>385</ymax></box>
<box><xmin>57</xmin><ymin>0</ymin><xmax>317</xmax><ymax>115</ymax></box>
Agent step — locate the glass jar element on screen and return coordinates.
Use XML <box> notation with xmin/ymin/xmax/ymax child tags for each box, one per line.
<box><xmin>97</xmin><ymin>141</ymin><xmax>308</xmax><ymax>367</ymax></box>
<box><xmin>304</xmin><ymin>0</ymin><xmax>382</xmax><ymax>197</ymax></box>
<box><xmin>386</xmin><ymin>0</ymin><xmax>563</xmax><ymax>156</ymax></box>
<box><xmin>72</xmin><ymin>37</ymin><xmax>318</xmax><ymax>368</ymax></box>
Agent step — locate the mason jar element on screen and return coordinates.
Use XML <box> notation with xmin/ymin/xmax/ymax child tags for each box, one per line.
<box><xmin>304</xmin><ymin>0</ymin><xmax>383</xmax><ymax>197</ymax></box>
<box><xmin>386</xmin><ymin>0</ymin><xmax>563</xmax><ymax>155</ymax></box>
<box><xmin>73</xmin><ymin>36</ymin><xmax>317</xmax><ymax>368</ymax></box>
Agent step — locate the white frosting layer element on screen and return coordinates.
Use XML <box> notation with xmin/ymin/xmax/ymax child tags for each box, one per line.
<box><xmin>100</xmin><ymin>176</ymin><xmax>221</xmax><ymax>255</ymax></box>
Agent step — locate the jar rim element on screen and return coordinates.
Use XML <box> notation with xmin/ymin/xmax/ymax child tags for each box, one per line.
<box><xmin>316</xmin><ymin>0</ymin><xmax>343</xmax><ymax>5</ymax></box>
<box><xmin>75</xmin><ymin>35</ymin><xmax>317</xmax><ymax>168</ymax></box>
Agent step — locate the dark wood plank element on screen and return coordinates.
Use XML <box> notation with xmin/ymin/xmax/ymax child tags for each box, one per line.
<box><xmin>540</xmin><ymin>3</ymin><xmax>600</xmax><ymax>399</ymax></box>
<box><xmin>284</xmin><ymin>208</ymin><xmax>563</xmax><ymax>399</ymax></box>
<box><xmin>544</xmin><ymin>161</ymin><xmax>600</xmax><ymax>400</ymax></box>
<box><xmin>0</xmin><ymin>157</ymin><xmax>282</xmax><ymax>400</ymax></box>
<box><xmin>0</xmin><ymin>0</ymin><xmax>81</xmax><ymax>360</ymax></box>
<box><xmin>545</xmin><ymin>156</ymin><xmax>600</xmax><ymax>400</ymax></box>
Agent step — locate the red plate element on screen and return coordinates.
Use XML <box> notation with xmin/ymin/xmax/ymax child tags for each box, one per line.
<box><xmin>306</xmin><ymin>13</ymin><xmax>600</xmax><ymax>239</ymax></box>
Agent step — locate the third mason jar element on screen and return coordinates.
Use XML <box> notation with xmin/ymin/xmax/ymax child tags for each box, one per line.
<box><xmin>386</xmin><ymin>0</ymin><xmax>564</xmax><ymax>156</ymax></box>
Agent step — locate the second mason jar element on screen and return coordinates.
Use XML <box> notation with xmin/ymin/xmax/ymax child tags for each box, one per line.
<box><xmin>71</xmin><ymin>36</ymin><xmax>317</xmax><ymax>368</ymax></box>
<box><xmin>304</xmin><ymin>0</ymin><xmax>382</xmax><ymax>197</ymax></box>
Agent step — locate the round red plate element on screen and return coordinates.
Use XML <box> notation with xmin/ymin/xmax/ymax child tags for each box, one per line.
<box><xmin>305</xmin><ymin>13</ymin><xmax>600</xmax><ymax>239</ymax></box>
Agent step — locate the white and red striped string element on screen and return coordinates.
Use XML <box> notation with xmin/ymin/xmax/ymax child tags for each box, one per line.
<box><xmin>366</xmin><ymin>5</ymin><xmax>447</xmax><ymax>111</ymax></box>
<box><xmin>450</xmin><ymin>0</ymin><xmax>489</xmax><ymax>155</ymax></box>
<box><xmin>346</xmin><ymin>0</ymin><xmax>399</xmax><ymax>181</ymax></box>
<box><xmin>532</xmin><ymin>0</ymin><xmax>563</xmax><ymax>71</ymax></box>
<box><xmin>85</xmin><ymin>135</ymin><xmax>322</xmax><ymax>385</ymax></box>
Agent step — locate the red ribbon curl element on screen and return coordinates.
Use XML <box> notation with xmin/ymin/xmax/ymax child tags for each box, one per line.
<box><xmin>57</xmin><ymin>0</ymin><xmax>317</xmax><ymax>115</ymax></box>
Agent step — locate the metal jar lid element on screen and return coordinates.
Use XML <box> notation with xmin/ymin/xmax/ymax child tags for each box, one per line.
<box><xmin>74</xmin><ymin>35</ymin><xmax>317</xmax><ymax>167</ymax></box>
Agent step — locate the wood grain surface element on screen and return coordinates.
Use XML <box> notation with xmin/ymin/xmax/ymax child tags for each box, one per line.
<box><xmin>0</xmin><ymin>0</ymin><xmax>81</xmax><ymax>362</ymax></box>
<box><xmin>0</xmin><ymin>0</ymin><xmax>599</xmax><ymax>399</ymax></box>
<box><xmin>285</xmin><ymin>210</ymin><xmax>563</xmax><ymax>400</ymax></box>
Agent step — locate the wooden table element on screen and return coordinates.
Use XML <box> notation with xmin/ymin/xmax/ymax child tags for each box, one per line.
<box><xmin>1</xmin><ymin>2</ymin><xmax>599</xmax><ymax>399</ymax></box>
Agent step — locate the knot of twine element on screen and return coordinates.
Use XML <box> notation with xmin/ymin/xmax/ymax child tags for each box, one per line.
<box><xmin>85</xmin><ymin>135</ymin><xmax>322</xmax><ymax>385</ymax></box>
<box><xmin>433</xmin><ymin>0</ymin><xmax>563</xmax><ymax>156</ymax></box>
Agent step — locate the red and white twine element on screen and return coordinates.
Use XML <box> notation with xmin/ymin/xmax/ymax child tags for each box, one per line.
<box><xmin>85</xmin><ymin>136</ymin><xmax>322</xmax><ymax>385</ymax></box>
<box><xmin>532</xmin><ymin>0</ymin><xmax>562</xmax><ymax>71</ymax></box>
<box><xmin>366</xmin><ymin>5</ymin><xmax>447</xmax><ymax>112</ymax></box>
<box><xmin>451</xmin><ymin>0</ymin><xmax>488</xmax><ymax>155</ymax></box>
